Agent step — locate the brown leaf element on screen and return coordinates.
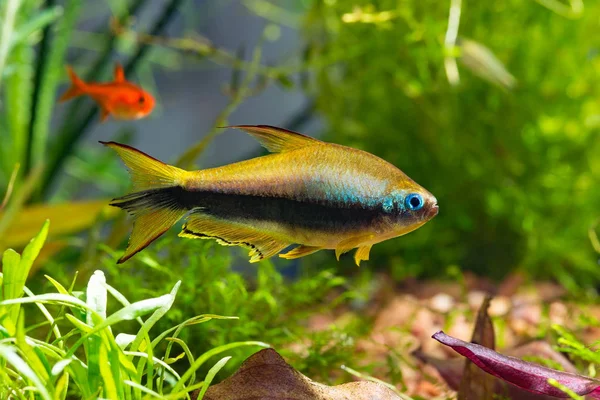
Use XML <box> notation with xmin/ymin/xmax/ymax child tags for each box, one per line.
<box><xmin>458</xmin><ymin>294</ymin><xmax>495</xmax><ymax>399</ymax></box>
<box><xmin>196</xmin><ymin>348</ymin><xmax>402</xmax><ymax>400</ymax></box>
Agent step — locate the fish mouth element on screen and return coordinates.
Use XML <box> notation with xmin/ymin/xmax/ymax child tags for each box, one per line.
<box><xmin>427</xmin><ymin>203</ymin><xmax>439</xmax><ymax>219</ymax></box>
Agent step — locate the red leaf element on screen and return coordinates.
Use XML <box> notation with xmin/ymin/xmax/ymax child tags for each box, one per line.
<box><xmin>432</xmin><ymin>331</ymin><xmax>600</xmax><ymax>398</ymax></box>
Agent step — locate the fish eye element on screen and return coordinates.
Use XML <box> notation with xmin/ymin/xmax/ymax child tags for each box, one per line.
<box><xmin>138</xmin><ymin>95</ymin><xmax>145</xmax><ymax>104</ymax></box>
<box><xmin>405</xmin><ymin>193</ymin><xmax>424</xmax><ymax>211</ymax></box>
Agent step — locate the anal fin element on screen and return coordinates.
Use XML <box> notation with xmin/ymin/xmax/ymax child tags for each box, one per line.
<box><xmin>180</xmin><ymin>213</ymin><xmax>289</xmax><ymax>263</ymax></box>
<box><xmin>279</xmin><ymin>245</ymin><xmax>322</xmax><ymax>260</ymax></box>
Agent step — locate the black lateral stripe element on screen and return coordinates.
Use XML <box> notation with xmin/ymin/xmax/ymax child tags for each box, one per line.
<box><xmin>175</xmin><ymin>187</ymin><xmax>383</xmax><ymax>232</ymax></box>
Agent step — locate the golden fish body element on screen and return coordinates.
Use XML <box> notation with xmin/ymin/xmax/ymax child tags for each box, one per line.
<box><xmin>104</xmin><ymin>125</ymin><xmax>438</xmax><ymax>265</ymax></box>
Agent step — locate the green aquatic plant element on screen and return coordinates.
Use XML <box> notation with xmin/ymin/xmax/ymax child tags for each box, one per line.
<box><xmin>0</xmin><ymin>221</ymin><xmax>268</xmax><ymax>399</ymax></box>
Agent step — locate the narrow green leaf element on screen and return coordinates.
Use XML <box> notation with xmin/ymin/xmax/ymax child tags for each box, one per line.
<box><xmin>164</xmin><ymin>381</ymin><xmax>206</xmax><ymax>400</ymax></box>
<box><xmin>23</xmin><ymin>286</ymin><xmax>63</xmax><ymax>349</ymax></box>
<box><xmin>0</xmin><ymin>343</ymin><xmax>51</xmax><ymax>400</ymax></box>
<box><xmin>16</xmin><ymin>310</ymin><xmax>50</xmax><ymax>382</ymax></box>
<box><xmin>115</xmin><ymin>333</ymin><xmax>136</xmax><ymax>350</ymax></box>
<box><xmin>156</xmin><ymin>314</ymin><xmax>237</xmax><ymax>392</ymax></box>
<box><xmin>20</xmin><ymin>219</ymin><xmax>49</xmax><ymax>274</ymax></box>
<box><xmin>130</xmin><ymin>280</ymin><xmax>180</xmax><ymax>353</ymax></box>
<box><xmin>164</xmin><ymin>352</ymin><xmax>186</xmax><ymax>364</ymax></box>
<box><xmin>1</xmin><ymin>248</ymin><xmax>21</xmax><ymax>300</ymax></box>
<box><xmin>165</xmin><ymin>337</ymin><xmax>195</xmax><ymax>369</ymax></box>
<box><xmin>85</xmin><ymin>268</ymin><xmax>108</xmax><ymax>388</ymax></box>
<box><xmin>99</xmin><ymin>343</ymin><xmax>118</xmax><ymax>399</ymax></box>
<box><xmin>67</xmin><ymin>357</ymin><xmax>92</xmax><ymax>399</ymax></box>
<box><xmin>124</xmin><ymin>351</ymin><xmax>181</xmax><ymax>381</ymax></box>
<box><xmin>123</xmin><ymin>380</ymin><xmax>162</xmax><ymax>398</ymax></box>
<box><xmin>109</xmin><ymin>342</ymin><xmax>125</xmax><ymax>399</ymax></box>
<box><xmin>104</xmin><ymin>283</ymin><xmax>144</xmax><ymax>326</ymax></box>
<box><xmin>44</xmin><ymin>275</ymin><xmax>69</xmax><ymax>295</ymax></box>
<box><xmin>173</xmin><ymin>341</ymin><xmax>270</xmax><ymax>392</ymax></box>
<box><xmin>152</xmin><ymin>315</ymin><xmax>237</xmax><ymax>348</ymax></box>
<box><xmin>65</xmin><ymin>293</ymin><xmax>176</xmax><ymax>360</ymax></box>
<box><xmin>65</xmin><ymin>313</ymin><xmax>92</xmax><ymax>333</ymax></box>
<box><xmin>196</xmin><ymin>356</ymin><xmax>232</xmax><ymax>400</ymax></box>
<box><xmin>1</xmin><ymin>293</ymin><xmax>91</xmax><ymax>311</ymax></box>
<box><xmin>4</xmin><ymin>42</ymin><xmax>33</xmax><ymax>173</ymax></box>
<box><xmin>50</xmin><ymin>359</ymin><xmax>72</xmax><ymax>376</ymax></box>
<box><xmin>1</xmin><ymin>248</ymin><xmax>21</xmax><ymax>327</ymax></box>
<box><xmin>54</xmin><ymin>371</ymin><xmax>69</xmax><ymax>400</ymax></box>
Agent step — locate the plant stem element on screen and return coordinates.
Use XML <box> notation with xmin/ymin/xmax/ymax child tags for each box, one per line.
<box><xmin>28</xmin><ymin>0</ymin><xmax>82</xmax><ymax>180</ymax></box>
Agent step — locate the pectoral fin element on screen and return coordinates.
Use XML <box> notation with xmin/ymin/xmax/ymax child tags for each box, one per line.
<box><xmin>334</xmin><ymin>234</ymin><xmax>375</xmax><ymax>263</ymax></box>
<box><xmin>180</xmin><ymin>212</ymin><xmax>290</xmax><ymax>262</ymax></box>
<box><xmin>354</xmin><ymin>245</ymin><xmax>372</xmax><ymax>266</ymax></box>
<box><xmin>279</xmin><ymin>245</ymin><xmax>322</xmax><ymax>260</ymax></box>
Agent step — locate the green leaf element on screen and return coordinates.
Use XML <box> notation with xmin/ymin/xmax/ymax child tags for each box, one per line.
<box><xmin>115</xmin><ymin>333</ymin><xmax>136</xmax><ymax>350</ymax></box>
<box><xmin>54</xmin><ymin>371</ymin><xmax>69</xmax><ymax>400</ymax></box>
<box><xmin>130</xmin><ymin>280</ymin><xmax>181</xmax><ymax>353</ymax></box>
<box><xmin>64</xmin><ymin>293</ymin><xmax>177</xmax><ymax>361</ymax></box>
<box><xmin>99</xmin><ymin>343</ymin><xmax>119</xmax><ymax>399</ymax></box>
<box><xmin>1</xmin><ymin>248</ymin><xmax>21</xmax><ymax>301</ymax></box>
<box><xmin>0</xmin><ymin>343</ymin><xmax>52</xmax><ymax>400</ymax></box>
<box><xmin>195</xmin><ymin>356</ymin><xmax>232</xmax><ymax>400</ymax></box>
<box><xmin>123</xmin><ymin>380</ymin><xmax>163</xmax><ymax>398</ymax></box>
<box><xmin>165</xmin><ymin>337</ymin><xmax>195</xmax><ymax>369</ymax></box>
<box><xmin>50</xmin><ymin>359</ymin><xmax>72</xmax><ymax>377</ymax></box>
<box><xmin>20</xmin><ymin>219</ymin><xmax>49</xmax><ymax>276</ymax></box>
<box><xmin>16</xmin><ymin>310</ymin><xmax>50</xmax><ymax>383</ymax></box>
<box><xmin>1</xmin><ymin>293</ymin><xmax>91</xmax><ymax>311</ymax></box>
<box><xmin>4</xmin><ymin>42</ymin><xmax>33</xmax><ymax>172</ymax></box>
<box><xmin>124</xmin><ymin>350</ymin><xmax>181</xmax><ymax>381</ymax></box>
<box><xmin>65</xmin><ymin>313</ymin><xmax>93</xmax><ymax>333</ymax></box>
<box><xmin>86</xmin><ymin>270</ymin><xmax>107</xmax><ymax>323</ymax></box>
<box><xmin>1</xmin><ymin>219</ymin><xmax>48</xmax><ymax>325</ymax></box>
<box><xmin>44</xmin><ymin>275</ymin><xmax>69</xmax><ymax>294</ymax></box>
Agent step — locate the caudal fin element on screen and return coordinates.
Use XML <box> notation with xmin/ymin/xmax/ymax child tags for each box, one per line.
<box><xmin>102</xmin><ymin>141</ymin><xmax>190</xmax><ymax>263</ymax></box>
<box><xmin>59</xmin><ymin>66</ymin><xmax>87</xmax><ymax>102</ymax></box>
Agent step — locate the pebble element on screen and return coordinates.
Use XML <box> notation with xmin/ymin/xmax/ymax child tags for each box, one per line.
<box><xmin>430</xmin><ymin>293</ymin><xmax>455</xmax><ymax>313</ymax></box>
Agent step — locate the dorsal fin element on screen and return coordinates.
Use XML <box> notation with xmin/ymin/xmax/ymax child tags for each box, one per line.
<box><xmin>226</xmin><ymin>125</ymin><xmax>323</xmax><ymax>153</ymax></box>
<box><xmin>114</xmin><ymin>63</ymin><xmax>125</xmax><ymax>82</ymax></box>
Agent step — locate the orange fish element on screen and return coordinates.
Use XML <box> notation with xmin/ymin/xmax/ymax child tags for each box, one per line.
<box><xmin>59</xmin><ymin>64</ymin><xmax>155</xmax><ymax>122</ymax></box>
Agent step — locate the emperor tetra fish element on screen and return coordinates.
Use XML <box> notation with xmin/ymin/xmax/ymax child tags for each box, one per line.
<box><xmin>103</xmin><ymin>125</ymin><xmax>438</xmax><ymax>265</ymax></box>
<box><xmin>59</xmin><ymin>63</ymin><xmax>155</xmax><ymax>122</ymax></box>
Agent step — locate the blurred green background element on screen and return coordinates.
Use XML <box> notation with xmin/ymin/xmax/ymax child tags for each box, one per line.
<box><xmin>306</xmin><ymin>0</ymin><xmax>600</xmax><ymax>289</ymax></box>
<box><xmin>2</xmin><ymin>0</ymin><xmax>598</xmax><ymax>287</ymax></box>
